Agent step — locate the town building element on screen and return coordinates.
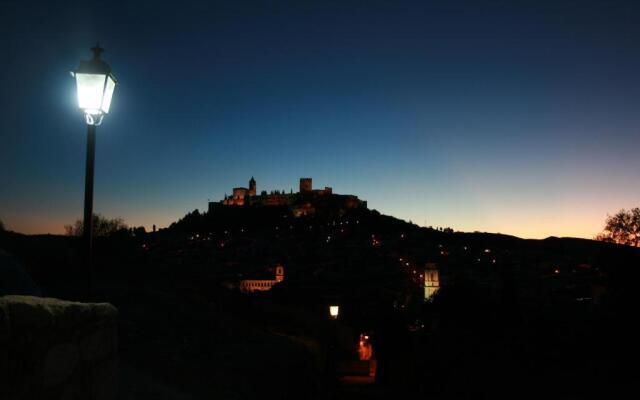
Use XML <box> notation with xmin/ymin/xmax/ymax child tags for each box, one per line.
<box><xmin>239</xmin><ymin>265</ymin><xmax>285</xmax><ymax>293</ymax></box>
<box><xmin>424</xmin><ymin>263</ymin><xmax>440</xmax><ymax>300</ymax></box>
<box><xmin>209</xmin><ymin>177</ymin><xmax>367</xmax><ymax>216</ymax></box>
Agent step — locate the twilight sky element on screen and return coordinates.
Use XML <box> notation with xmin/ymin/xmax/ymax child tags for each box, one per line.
<box><xmin>1</xmin><ymin>0</ymin><xmax>639</xmax><ymax>238</ymax></box>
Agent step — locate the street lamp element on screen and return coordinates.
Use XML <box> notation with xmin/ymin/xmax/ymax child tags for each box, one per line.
<box><xmin>72</xmin><ymin>44</ymin><xmax>117</xmax><ymax>126</ymax></box>
<box><xmin>71</xmin><ymin>43</ymin><xmax>117</xmax><ymax>298</ymax></box>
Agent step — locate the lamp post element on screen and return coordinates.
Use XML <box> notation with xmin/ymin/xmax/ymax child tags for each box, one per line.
<box><xmin>71</xmin><ymin>44</ymin><xmax>117</xmax><ymax>298</ymax></box>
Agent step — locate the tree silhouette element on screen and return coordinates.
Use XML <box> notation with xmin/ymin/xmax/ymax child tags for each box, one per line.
<box><xmin>596</xmin><ymin>208</ymin><xmax>640</xmax><ymax>247</ymax></box>
<box><xmin>0</xmin><ymin>219</ymin><xmax>4</xmax><ymax>231</ymax></box>
<box><xmin>64</xmin><ymin>214</ymin><xmax>128</xmax><ymax>237</ymax></box>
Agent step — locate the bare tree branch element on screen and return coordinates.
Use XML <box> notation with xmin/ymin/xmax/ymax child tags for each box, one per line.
<box><xmin>596</xmin><ymin>208</ymin><xmax>640</xmax><ymax>247</ymax></box>
<box><xmin>64</xmin><ymin>214</ymin><xmax>128</xmax><ymax>237</ymax></box>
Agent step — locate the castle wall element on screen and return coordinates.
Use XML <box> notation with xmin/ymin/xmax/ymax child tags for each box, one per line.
<box><xmin>292</xmin><ymin>203</ymin><xmax>315</xmax><ymax>217</ymax></box>
<box><xmin>232</xmin><ymin>188</ymin><xmax>247</xmax><ymax>199</ymax></box>
<box><xmin>223</xmin><ymin>197</ymin><xmax>245</xmax><ymax>206</ymax></box>
<box><xmin>213</xmin><ymin>177</ymin><xmax>367</xmax><ymax>214</ymax></box>
<box><xmin>343</xmin><ymin>195</ymin><xmax>362</xmax><ymax>209</ymax></box>
<box><xmin>251</xmin><ymin>193</ymin><xmax>295</xmax><ymax>207</ymax></box>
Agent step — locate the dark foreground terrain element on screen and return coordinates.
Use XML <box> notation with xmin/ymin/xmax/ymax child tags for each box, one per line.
<box><xmin>2</xmin><ymin>208</ymin><xmax>640</xmax><ymax>399</ymax></box>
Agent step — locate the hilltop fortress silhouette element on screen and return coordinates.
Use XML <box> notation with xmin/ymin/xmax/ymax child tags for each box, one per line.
<box><xmin>208</xmin><ymin>177</ymin><xmax>367</xmax><ymax>217</ymax></box>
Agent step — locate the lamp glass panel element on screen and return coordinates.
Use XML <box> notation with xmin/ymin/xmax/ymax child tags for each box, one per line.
<box><xmin>329</xmin><ymin>306</ymin><xmax>339</xmax><ymax>317</ymax></box>
<box><xmin>101</xmin><ymin>75</ymin><xmax>116</xmax><ymax>113</ymax></box>
<box><xmin>76</xmin><ymin>73</ymin><xmax>106</xmax><ymax>110</ymax></box>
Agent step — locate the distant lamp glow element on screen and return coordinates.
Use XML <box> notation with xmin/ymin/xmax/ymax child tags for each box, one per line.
<box><xmin>329</xmin><ymin>305</ymin><xmax>340</xmax><ymax>319</ymax></box>
<box><xmin>72</xmin><ymin>44</ymin><xmax>117</xmax><ymax>125</ymax></box>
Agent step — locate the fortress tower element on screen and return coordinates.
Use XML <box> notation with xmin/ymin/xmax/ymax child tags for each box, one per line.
<box><xmin>300</xmin><ymin>177</ymin><xmax>312</xmax><ymax>192</ymax></box>
<box><xmin>249</xmin><ymin>176</ymin><xmax>256</xmax><ymax>196</ymax></box>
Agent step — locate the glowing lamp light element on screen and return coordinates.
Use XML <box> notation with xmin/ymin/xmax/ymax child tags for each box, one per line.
<box><xmin>329</xmin><ymin>305</ymin><xmax>340</xmax><ymax>319</ymax></box>
<box><xmin>71</xmin><ymin>44</ymin><xmax>117</xmax><ymax>125</ymax></box>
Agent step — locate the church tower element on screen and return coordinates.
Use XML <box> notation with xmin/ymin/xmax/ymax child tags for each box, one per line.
<box><xmin>275</xmin><ymin>265</ymin><xmax>285</xmax><ymax>282</ymax></box>
<box><xmin>249</xmin><ymin>176</ymin><xmax>256</xmax><ymax>196</ymax></box>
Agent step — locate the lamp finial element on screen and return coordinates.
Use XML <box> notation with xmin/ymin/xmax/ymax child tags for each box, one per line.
<box><xmin>91</xmin><ymin>42</ymin><xmax>104</xmax><ymax>60</ymax></box>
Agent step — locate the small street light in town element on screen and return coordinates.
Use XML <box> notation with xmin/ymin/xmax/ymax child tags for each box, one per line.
<box><xmin>329</xmin><ymin>305</ymin><xmax>340</xmax><ymax>320</ymax></box>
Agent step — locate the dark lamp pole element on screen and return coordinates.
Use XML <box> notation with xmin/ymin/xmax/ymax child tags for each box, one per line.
<box><xmin>83</xmin><ymin>124</ymin><xmax>96</xmax><ymax>297</ymax></box>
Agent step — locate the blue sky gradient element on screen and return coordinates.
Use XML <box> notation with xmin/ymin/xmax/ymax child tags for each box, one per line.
<box><xmin>2</xmin><ymin>0</ymin><xmax>639</xmax><ymax>238</ymax></box>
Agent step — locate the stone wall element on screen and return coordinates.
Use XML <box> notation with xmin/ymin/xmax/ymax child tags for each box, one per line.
<box><xmin>0</xmin><ymin>295</ymin><xmax>118</xmax><ymax>400</ymax></box>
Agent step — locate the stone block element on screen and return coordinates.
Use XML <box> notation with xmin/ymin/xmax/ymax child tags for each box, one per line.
<box><xmin>0</xmin><ymin>295</ymin><xmax>118</xmax><ymax>400</ymax></box>
<box><xmin>43</xmin><ymin>343</ymin><xmax>80</xmax><ymax>388</ymax></box>
<box><xmin>80</xmin><ymin>329</ymin><xmax>114</xmax><ymax>362</ymax></box>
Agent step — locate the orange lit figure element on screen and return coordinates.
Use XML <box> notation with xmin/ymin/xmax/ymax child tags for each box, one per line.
<box><xmin>358</xmin><ymin>334</ymin><xmax>373</xmax><ymax>361</ymax></box>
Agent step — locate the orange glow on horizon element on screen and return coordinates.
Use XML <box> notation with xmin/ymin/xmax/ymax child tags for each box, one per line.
<box><xmin>2</xmin><ymin>202</ymin><xmax>613</xmax><ymax>241</ymax></box>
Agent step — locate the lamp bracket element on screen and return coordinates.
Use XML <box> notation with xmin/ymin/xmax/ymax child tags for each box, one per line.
<box><xmin>85</xmin><ymin>113</ymin><xmax>104</xmax><ymax>126</ymax></box>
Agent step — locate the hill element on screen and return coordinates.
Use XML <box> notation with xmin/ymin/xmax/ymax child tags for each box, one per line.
<box><xmin>2</xmin><ymin>207</ymin><xmax>639</xmax><ymax>398</ymax></box>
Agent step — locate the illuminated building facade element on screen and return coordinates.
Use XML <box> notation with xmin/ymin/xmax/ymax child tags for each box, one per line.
<box><xmin>209</xmin><ymin>177</ymin><xmax>367</xmax><ymax>216</ymax></box>
<box><xmin>424</xmin><ymin>263</ymin><xmax>440</xmax><ymax>300</ymax></box>
<box><xmin>239</xmin><ymin>265</ymin><xmax>284</xmax><ymax>293</ymax></box>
